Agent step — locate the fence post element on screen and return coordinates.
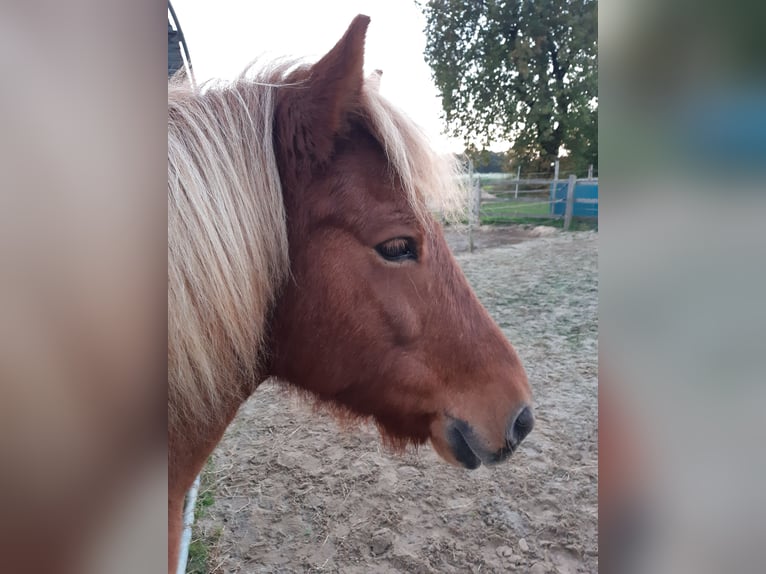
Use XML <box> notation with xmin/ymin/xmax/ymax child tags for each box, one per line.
<box><xmin>467</xmin><ymin>161</ymin><xmax>473</xmax><ymax>253</ymax></box>
<box><xmin>468</xmin><ymin>175</ymin><xmax>481</xmax><ymax>252</ymax></box>
<box><xmin>552</xmin><ymin>160</ymin><xmax>560</xmax><ymax>217</ymax></box>
<box><xmin>588</xmin><ymin>164</ymin><xmax>593</xmax><ymax>180</ymax></box>
<box><xmin>468</xmin><ymin>159</ymin><xmax>481</xmax><ymax>253</ymax></box>
<box><xmin>564</xmin><ymin>174</ymin><xmax>576</xmax><ymax>231</ymax></box>
<box><xmin>475</xmin><ymin>175</ymin><xmax>482</xmax><ymax>219</ymax></box>
<box><xmin>514</xmin><ymin>165</ymin><xmax>521</xmax><ymax>199</ymax></box>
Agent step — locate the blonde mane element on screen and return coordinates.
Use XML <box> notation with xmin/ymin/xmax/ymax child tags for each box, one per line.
<box><xmin>168</xmin><ymin>64</ymin><xmax>466</xmax><ymax>434</ymax></box>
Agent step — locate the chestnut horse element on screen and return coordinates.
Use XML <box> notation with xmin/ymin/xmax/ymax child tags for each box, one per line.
<box><xmin>168</xmin><ymin>15</ymin><xmax>533</xmax><ymax>572</ymax></box>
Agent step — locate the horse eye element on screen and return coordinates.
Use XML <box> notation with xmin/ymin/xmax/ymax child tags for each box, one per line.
<box><xmin>375</xmin><ymin>237</ymin><xmax>418</xmax><ymax>262</ymax></box>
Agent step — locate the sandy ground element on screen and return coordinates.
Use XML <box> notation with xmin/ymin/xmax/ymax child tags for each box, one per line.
<box><xmin>193</xmin><ymin>226</ymin><xmax>598</xmax><ymax>573</ymax></box>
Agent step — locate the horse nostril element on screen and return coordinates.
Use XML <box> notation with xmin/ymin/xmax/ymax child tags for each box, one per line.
<box><xmin>510</xmin><ymin>406</ymin><xmax>534</xmax><ymax>446</ymax></box>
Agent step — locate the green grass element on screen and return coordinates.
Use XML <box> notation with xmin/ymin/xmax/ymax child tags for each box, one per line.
<box><xmin>475</xmin><ymin>198</ymin><xmax>598</xmax><ymax>230</ymax></box>
<box><xmin>186</xmin><ymin>459</ymin><xmax>220</xmax><ymax>574</ymax></box>
<box><xmin>481</xmin><ymin>200</ymin><xmax>551</xmax><ymax>219</ymax></box>
<box><xmin>440</xmin><ymin>198</ymin><xmax>597</xmax><ymax>230</ymax></box>
<box><xmin>186</xmin><ymin>540</ymin><xmax>209</xmax><ymax>574</ymax></box>
<box><xmin>194</xmin><ymin>488</ymin><xmax>215</xmax><ymax>521</ymax></box>
<box><xmin>479</xmin><ymin>210</ymin><xmax>598</xmax><ymax>231</ymax></box>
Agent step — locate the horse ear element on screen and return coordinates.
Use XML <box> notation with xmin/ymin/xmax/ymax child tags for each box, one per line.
<box><xmin>308</xmin><ymin>14</ymin><xmax>369</xmax><ymax>136</ymax></box>
<box><xmin>276</xmin><ymin>15</ymin><xmax>370</xmax><ymax>175</ymax></box>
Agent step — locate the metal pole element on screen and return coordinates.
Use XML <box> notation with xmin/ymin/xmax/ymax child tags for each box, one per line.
<box><xmin>552</xmin><ymin>159</ymin><xmax>560</xmax><ymax>217</ymax></box>
<box><xmin>176</xmin><ymin>474</ymin><xmax>201</xmax><ymax>574</ymax></box>
<box><xmin>467</xmin><ymin>159</ymin><xmax>475</xmax><ymax>253</ymax></box>
<box><xmin>564</xmin><ymin>174</ymin><xmax>576</xmax><ymax>231</ymax></box>
<box><xmin>168</xmin><ymin>1</ymin><xmax>196</xmax><ymax>87</ymax></box>
<box><xmin>470</xmin><ymin>176</ymin><xmax>481</xmax><ymax>252</ymax></box>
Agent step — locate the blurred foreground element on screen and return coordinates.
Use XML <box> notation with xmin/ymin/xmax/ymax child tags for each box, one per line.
<box><xmin>601</xmin><ymin>0</ymin><xmax>766</xmax><ymax>572</ymax></box>
<box><xmin>0</xmin><ymin>2</ymin><xmax>167</xmax><ymax>573</ymax></box>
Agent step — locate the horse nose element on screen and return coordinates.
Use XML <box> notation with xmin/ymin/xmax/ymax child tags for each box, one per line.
<box><xmin>508</xmin><ymin>406</ymin><xmax>534</xmax><ymax>447</ymax></box>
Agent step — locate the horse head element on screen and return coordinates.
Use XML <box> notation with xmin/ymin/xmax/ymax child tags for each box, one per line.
<box><xmin>268</xmin><ymin>16</ymin><xmax>533</xmax><ymax>469</ymax></box>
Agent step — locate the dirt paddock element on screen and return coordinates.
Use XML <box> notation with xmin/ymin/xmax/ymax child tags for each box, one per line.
<box><xmin>193</xmin><ymin>226</ymin><xmax>598</xmax><ymax>573</ymax></box>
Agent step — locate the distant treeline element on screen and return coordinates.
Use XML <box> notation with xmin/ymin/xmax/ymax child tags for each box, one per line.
<box><xmin>459</xmin><ymin>148</ymin><xmax>594</xmax><ymax>178</ymax></box>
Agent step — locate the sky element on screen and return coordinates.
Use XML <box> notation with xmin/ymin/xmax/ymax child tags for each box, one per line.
<box><xmin>170</xmin><ymin>0</ymin><xmax>472</xmax><ymax>153</ymax></box>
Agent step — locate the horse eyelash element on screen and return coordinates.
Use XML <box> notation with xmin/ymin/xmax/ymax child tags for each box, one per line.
<box><xmin>376</xmin><ymin>237</ymin><xmax>417</xmax><ymax>261</ymax></box>
<box><xmin>385</xmin><ymin>238</ymin><xmax>408</xmax><ymax>252</ymax></box>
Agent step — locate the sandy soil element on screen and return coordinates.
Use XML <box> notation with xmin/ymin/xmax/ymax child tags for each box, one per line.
<box><xmin>194</xmin><ymin>226</ymin><xmax>598</xmax><ymax>573</ymax></box>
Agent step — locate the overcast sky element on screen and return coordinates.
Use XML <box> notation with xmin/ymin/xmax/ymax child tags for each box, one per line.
<box><xmin>171</xmin><ymin>0</ymin><xmax>471</xmax><ymax>153</ymax></box>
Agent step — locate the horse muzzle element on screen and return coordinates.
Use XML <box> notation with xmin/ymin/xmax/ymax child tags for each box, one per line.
<box><xmin>445</xmin><ymin>406</ymin><xmax>535</xmax><ymax>469</ymax></box>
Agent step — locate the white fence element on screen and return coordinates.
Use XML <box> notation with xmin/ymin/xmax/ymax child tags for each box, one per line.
<box><xmin>465</xmin><ymin>161</ymin><xmax>598</xmax><ymax>252</ymax></box>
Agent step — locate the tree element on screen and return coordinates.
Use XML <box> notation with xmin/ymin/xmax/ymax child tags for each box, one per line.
<box><xmin>420</xmin><ymin>0</ymin><xmax>597</xmax><ymax>172</ymax></box>
<box><xmin>463</xmin><ymin>146</ymin><xmax>513</xmax><ymax>173</ymax></box>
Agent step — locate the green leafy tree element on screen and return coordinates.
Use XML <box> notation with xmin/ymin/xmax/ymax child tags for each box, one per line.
<box><xmin>420</xmin><ymin>0</ymin><xmax>597</xmax><ymax>172</ymax></box>
<box><xmin>463</xmin><ymin>145</ymin><xmax>513</xmax><ymax>173</ymax></box>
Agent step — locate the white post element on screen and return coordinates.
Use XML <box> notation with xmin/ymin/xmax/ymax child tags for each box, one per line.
<box><xmin>552</xmin><ymin>159</ymin><xmax>560</xmax><ymax>217</ymax></box>
<box><xmin>469</xmin><ymin>175</ymin><xmax>481</xmax><ymax>252</ymax></box>
<box><xmin>176</xmin><ymin>474</ymin><xmax>201</xmax><ymax>574</ymax></box>
<box><xmin>467</xmin><ymin>159</ymin><xmax>475</xmax><ymax>253</ymax></box>
<box><xmin>514</xmin><ymin>165</ymin><xmax>521</xmax><ymax>199</ymax></box>
<box><xmin>475</xmin><ymin>176</ymin><xmax>482</xmax><ymax>219</ymax></box>
<box><xmin>588</xmin><ymin>164</ymin><xmax>593</xmax><ymax>180</ymax></box>
<box><xmin>564</xmin><ymin>174</ymin><xmax>576</xmax><ymax>231</ymax></box>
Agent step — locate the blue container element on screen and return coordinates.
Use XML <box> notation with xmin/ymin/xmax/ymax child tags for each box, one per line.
<box><xmin>550</xmin><ymin>181</ymin><xmax>598</xmax><ymax>218</ymax></box>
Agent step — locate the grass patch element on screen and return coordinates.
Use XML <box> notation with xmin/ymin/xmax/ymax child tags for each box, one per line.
<box><xmin>185</xmin><ymin>459</ymin><xmax>221</xmax><ymax>574</ymax></box>
<box><xmin>439</xmin><ymin>201</ymin><xmax>597</xmax><ymax>230</ymax></box>
<box><xmin>480</xmin><ymin>209</ymin><xmax>598</xmax><ymax>230</ymax></box>
<box><xmin>186</xmin><ymin>540</ymin><xmax>209</xmax><ymax>574</ymax></box>
<box><xmin>481</xmin><ymin>200</ymin><xmax>551</xmax><ymax>219</ymax></box>
<box><xmin>194</xmin><ymin>488</ymin><xmax>215</xmax><ymax>521</ymax></box>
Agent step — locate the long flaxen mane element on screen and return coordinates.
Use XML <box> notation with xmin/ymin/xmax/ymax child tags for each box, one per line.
<box><xmin>168</xmin><ymin>62</ymin><xmax>466</xmax><ymax>435</ymax></box>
